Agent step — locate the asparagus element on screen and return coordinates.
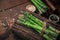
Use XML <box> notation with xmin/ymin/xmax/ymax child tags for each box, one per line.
<box><xmin>34</xmin><ymin>0</ymin><xmax>47</xmax><ymax>9</ymax></box>
<box><xmin>43</xmin><ymin>34</ymin><xmax>52</xmax><ymax>40</ymax></box>
<box><xmin>31</xmin><ymin>0</ymin><xmax>43</xmax><ymax>13</ymax></box>
<box><xmin>46</xmin><ymin>33</ymin><xmax>56</xmax><ymax>40</ymax></box>
<box><xmin>12</xmin><ymin>24</ymin><xmax>42</xmax><ymax>40</ymax></box>
<box><xmin>24</xmin><ymin>16</ymin><xmax>43</xmax><ymax>27</ymax></box>
<box><xmin>24</xmin><ymin>12</ymin><xmax>44</xmax><ymax>27</ymax></box>
<box><xmin>45</xmin><ymin>28</ymin><xmax>57</xmax><ymax>38</ymax></box>
<box><xmin>18</xmin><ymin>14</ymin><xmax>43</xmax><ymax>30</ymax></box>
<box><xmin>18</xmin><ymin>11</ymin><xmax>59</xmax><ymax>40</ymax></box>
<box><xmin>31</xmin><ymin>0</ymin><xmax>49</xmax><ymax>13</ymax></box>
<box><xmin>37</xmin><ymin>0</ymin><xmax>49</xmax><ymax>8</ymax></box>
<box><xmin>18</xmin><ymin>17</ymin><xmax>42</xmax><ymax>32</ymax></box>
<box><xmin>25</xmin><ymin>17</ymin><xmax>43</xmax><ymax>31</ymax></box>
<box><xmin>48</xmin><ymin>26</ymin><xmax>59</xmax><ymax>33</ymax></box>
<box><xmin>32</xmin><ymin>0</ymin><xmax>46</xmax><ymax>13</ymax></box>
<box><xmin>34</xmin><ymin>0</ymin><xmax>48</xmax><ymax>13</ymax></box>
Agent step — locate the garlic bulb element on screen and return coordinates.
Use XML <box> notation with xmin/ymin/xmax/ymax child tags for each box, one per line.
<box><xmin>26</xmin><ymin>5</ymin><xmax>36</xmax><ymax>12</ymax></box>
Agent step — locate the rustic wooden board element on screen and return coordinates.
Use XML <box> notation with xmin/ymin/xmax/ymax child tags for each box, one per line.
<box><xmin>0</xmin><ymin>0</ymin><xmax>29</xmax><ymax>10</ymax></box>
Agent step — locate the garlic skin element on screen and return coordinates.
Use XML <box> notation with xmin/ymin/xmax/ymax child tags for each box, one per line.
<box><xmin>26</xmin><ymin>5</ymin><xmax>36</xmax><ymax>12</ymax></box>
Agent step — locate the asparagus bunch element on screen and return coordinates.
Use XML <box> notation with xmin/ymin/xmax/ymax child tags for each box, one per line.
<box><xmin>31</xmin><ymin>0</ymin><xmax>49</xmax><ymax>14</ymax></box>
<box><xmin>17</xmin><ymin>11</ymin><xmax>59</xmax><ymax>40</ymax></box>
<box><xmin>12</xmin><ymin>24</ymin><xmax>42</xmax><ymax>40</ymax></box>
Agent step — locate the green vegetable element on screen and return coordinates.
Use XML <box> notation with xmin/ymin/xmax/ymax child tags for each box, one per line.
<box><xmin>43</xmin><ymin>34</ymin><xmax>52</xmax><ymax>40</ymax></box>
<box><xmin>31</xmin><ymin>0</ymin><xmax>49</xmax><ymax>13</ymax></box>
<box><xmin>24</xmin><ymin>15</ymin><xmax>43</xmax><ymax>27</ymax></box>
<box><xmin>45</xmin><ymin>29</ymin><xmax>57</xmax><ymax>38</ymax></box>
<box><xmin>38</xmin><ymin>0</ymin><xmax>48</xmax><ymax>9</ymax></box>
<box><xmin>38</xmin><ymin>0</ymin><xmax>49</xmax><ymax>8</ymax></box>
<box><xmin>18</xmin><ymin>16</ymin><xmax>42</xmax><ymax>32</ymax></box>
<box><xmin>24</xmin><ymin>12</ymin><xmax>44</xmax><ymax>27</ymax></box>
<box><xmin>31</xmin><ymin>0</ymin><xmax>43</xmax><ymax>13</ymax></box>
<box><xmin>49</xmin><ymin>26</ymin><xmax>58</xmax><ymax>33</ymax></box>
<box><xmin>18</xmin><ymin>11</ymin><xmax>59</xmax><ymax>40</ymax></box>
<box><xmin>34</xmin><ymin>0</ymin><xmax>47</xmax><ymax>9</ymax></box>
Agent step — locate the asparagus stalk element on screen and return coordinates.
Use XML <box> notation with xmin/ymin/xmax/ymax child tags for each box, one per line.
<box><xmin>18</xmin><ymin>14</ymin><xmax>43</xmax><ymax>29</ymax></box>
<box><xmin>18</xmin><ymin>12</ymin><xmax>43</xmax><ymax>32</ymax></box>
<box><xmin>18</xmin><ymin>17</ymin><xmax>42</xmax><ymax>34</ymax></box>
<box><xmin>48</xmin><ymin>26</ymin><xmax>59</xmax><ymax>33</ymax></box>
<box><xmin>18</xmin><ymin>17</ymin><xmax>42</xmax><ymax>32</ymax></box>
<box><xmin>32</xmin><ymin>0</ymin><xmax>46</xmax><ymax>13</ymax></box>
<box><xmin>37</xmin><ymin>0</ymin><xmax>49</xmax><ymax>9</ymax></box>
<box><xmin>45</xmin><ymin>28</ymin><xmax>57</xmax><ymax>38</ymax></box>
<box><xmin>12</xmin><ymin>24</ymin><xmax>42</xmax><ymax>40</ymax></box>
<box><xmin>24</xmin><ymin>14</ymin><xmax>43</xmax><ymax>27</ymax></box>
<box><xmin>36</xmin><ymin>0</ymin><xmax>48</xmax><ymax>9</ymax></box>
<box><xmin>24</xmin><ymin>12</ymin><xmax>44</xmax><ymax>27</ymax></box>
<box><xmin>43</xmin><ymin>34</ymin><xmax>52</xmax><ymax>40</ymax></box>
<box><xmin>48</xmin><ymin>26</ymin><xmax>59</xmax><ymax>38</ymax></box>
<box><xmin>18</xmin><ymin>11</ymin><xmax>59</xmax><ymax>40</ymax></box>
<box><xmin>31</xmin><ymin>0</ymin><xmax>43</xmax><ymax>13</ymax></box>
<box><xmin>34</xmin><ymin>0</ymin><xmax>47</xmax><ymax>9</ymax></box>
<box><xmin>34</xmin><ymin>0</ymin><xmax>48</xmax><ymax>12</ymax></box>
<box><xmin>25</xmin><ymin>17</ymin><xmax>43</xmax><ymax>27</ymax></box>
<box><xmin>46</xmin><ymin>33</ymin><xmax>56</xmax><ymax>40</ymax></box>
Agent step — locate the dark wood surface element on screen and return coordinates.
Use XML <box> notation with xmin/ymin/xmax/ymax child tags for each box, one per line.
<box><xmin>0</xmin><ymin>0</ymin><xmax>43</xmax><ymax>40</ymax></box>
<box><xmin>0</xmin><ymin>0</ymin><xmax>30</xmax><ymax>23</ymax></box>
<box><xmin>0</xmin><ymin>0</ymin><xmax>60</xmax><ymax>40</ymax></box>
<box><xmin>0</xmin><ymin>0</ymin><xmax>29</xmax><ymax>10</ymax></box>
<box><xmin>0</xmin><ymin>0</ymin><xmax>34</xmax><ymax>40</ymax></box>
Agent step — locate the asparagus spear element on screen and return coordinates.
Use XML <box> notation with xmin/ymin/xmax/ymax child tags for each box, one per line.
<box><xmin>24</xmin><ymin>14</ymin><xmax>43</xmax><ymax>27</ymax></box>
<box><xmin>32</xmin><ymin>0</ymin><xmax>46</xmax><ymax>13</ymax></box>
<box><xmin>24</xmin><ymin>12</ymin><xmax>44</xmax><ymax>27</ymax></box>
<box><xmin>18</xmin><ymin>11</ymin><xmax>59</xmax><ymax>40</ymax></box>
<box><xmin>31</xmin><ymin>0</ymin><xmax>43</xmax><ymax>13</ymax></box>
<box><xmin>34</xmin><ymin>0</ymin><xmax>48</xmax><ymax>13</ymax></box>
<box><xmin>43</xmin><ymin>34</ymin><xmax>52</xmax><ymax>40</ymax></box>
<box><xmin>46</xmin><ymin>33</ymin><xmax>56</xmax><ymax>40</ymax></box>
<box><xmin>18</xmin><ymin>17</ymin><xmax>42</xmax><ymax>32</ymax></box>
<box><xmin>12</xmin><ymin>24</ymin><xmax>42</xmax><ymax>40</ymax></box>
<box><xmin>48</xmin><ymin>26</ymin><xmax>59</xmax><ymax>33</ymax></box>
<box><xmin>37</xmin><ymin>0</ymin><xmax>49</xmax><ymax>9</ymax></box>
<box><xmin>18</xmin><ymin>13</ymin><xmax>43</xmax><ymax>29</ymax></box>
<box><xmin>34</xmin><ymin>0</ymin><xmax>48</xmax><ymax>9</ymax></box>
<box><xmin>18</xmin><ymin>12</ymin><xmax>43</xmax><ymax>32</ymax></box>
<box><xmin>45</xmin><ymin>28</ymin><xmax>57</xmax><ymax>38</ymax></box>
<box><xmin>25</xmin><ymin>17</ymin><xmax>44</xmax><ymax>31</ymax></box>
